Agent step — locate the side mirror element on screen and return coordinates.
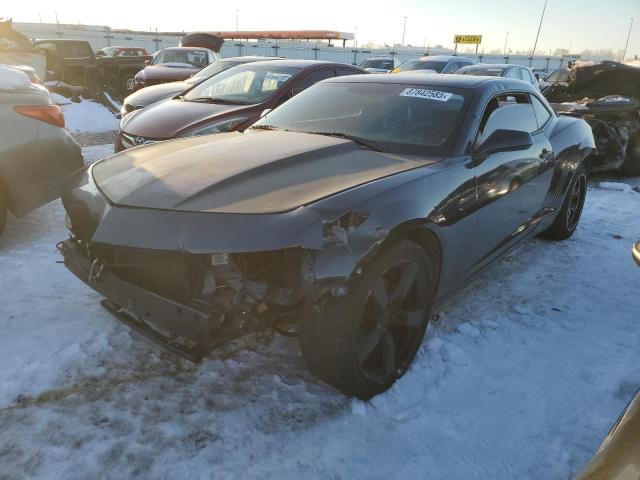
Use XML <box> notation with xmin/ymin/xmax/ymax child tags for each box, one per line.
<box><xmin>144</xmin><ymin>59</ymin><xmax>152</xmax><ymax>66</ymax></box>
<box><xmin>474</xmin><ymin>129</ymin><xmax>533</xmax><ymax>159</ymax></box>
<box><xmin>260</xmin><ymin>108</ymin><xmax>273</xmax><ymax>118</ymax></box>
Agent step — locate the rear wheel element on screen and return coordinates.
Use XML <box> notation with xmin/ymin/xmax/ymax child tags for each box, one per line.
<box><xmin>541</xmin><ymin>164</ymin><xmax>587</xmax><ymax>240</ymax></box>
<box><xmin>300</xmin><ymin>240</ymin><xmax>435</xmax><ymax>399</ymax></box>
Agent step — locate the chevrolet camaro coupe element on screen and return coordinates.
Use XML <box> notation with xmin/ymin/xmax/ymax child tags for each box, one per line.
<box><xmin>59</xmin><ymin>74</ymin><xmax>595</xmax><ymax>399</ymax></box>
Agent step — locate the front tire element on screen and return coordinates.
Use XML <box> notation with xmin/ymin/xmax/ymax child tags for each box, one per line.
<box><xmin>300</xmin><ymin>240</ymin><xmax>435</xmax><ymax>399</ymax></box>
<box><xmin>121</xmin><ymin>75</ymin><xmax>136</xmax><ymax>96</ymax></box>
<box><xmin>541</xmin><ymin>164</ymin><xmax>587</xmax><ymax>240</ymax></box>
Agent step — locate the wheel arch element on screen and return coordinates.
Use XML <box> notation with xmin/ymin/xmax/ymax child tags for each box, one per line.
<box><xmin>357</xmin><ymin>220</ymin><xmax>444</xmax><ymax>289</ymax></box>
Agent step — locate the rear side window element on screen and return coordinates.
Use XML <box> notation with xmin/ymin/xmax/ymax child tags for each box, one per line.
<box><xmin>57</xmin><ymin>42</ymin><xmax>94</xmax><ymax>58</ymax></box>
<box><xmin>295</xmin><ymin>69</ymin><xmax>335</xmax><ymax>90</ymax></box>
<box><xmin>477</xmin><ymin>93</ymin><xmax>538</xmax><ymax>144</ymax></box>
<box><xmin>531</xmin><ymin>95</ymin><xmax>552</xmax><ymax>128</ymax></box>
<box><xmin>336</xmin><ymin>68</ymin><xmax>362</xmax><ymax>77</ymax></box>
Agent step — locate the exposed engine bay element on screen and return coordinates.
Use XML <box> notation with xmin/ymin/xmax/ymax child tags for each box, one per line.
<box><xmin>544</xmin><ymin>61</ymin><xmax>640</xmax><ymax>174</ymax></box>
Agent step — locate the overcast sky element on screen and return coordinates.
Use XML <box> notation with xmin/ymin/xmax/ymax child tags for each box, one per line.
<box><xmin>6</xmin><ymin>0</ymin><xmax>639</xmax><ymax>57</ymax></box>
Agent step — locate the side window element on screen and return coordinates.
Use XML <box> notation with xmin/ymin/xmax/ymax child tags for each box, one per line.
<box><xmin>336</xmin><ymin>68</ymin><xmax>361</xmax><ymax>77</ymax></box>
<box><xmin>477</xmin><ymin>93</ymin><xmax>538</xmax><ymax>145</ymax></box>
<box><xmin>295</xmin><ymin>69</ymin><xmax>335</xmax><ymax>91</ymax></box>
<box><xmin>505</xmin><ymin>68</ymin><xmax>519</xmax><ymax>79</ymax></box>
<box><xmin>531</xmin><ymin>95</ymin><xmax>552</xmax><ymax>129</ymax></box>
<box><xmin>442</xmin><ymin>62</ymin><xmax>458</xmax><ymax>74</ymax></box>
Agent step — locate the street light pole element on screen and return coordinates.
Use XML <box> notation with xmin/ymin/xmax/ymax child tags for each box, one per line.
<box><xmin>622</xmin><ymin>18</ymin><xmax>634</xmax><ymax>62</ymax></box>
<box><xmin>401</xmin><ymin>16</ymin><xmax>408</xmax><ymax>47</ymax></box>
<box><xmin>531</xmin><ymin>0</ymin><xmax>549</xmax><ymax>65</ymax></box>
<box><xmin>235</xmin><ymin>9</ymin><xmax>239</xmax><ymax>32</ymax></box>
<box><xmin>503</xmin><ymin>31</ymin><xmax>509</xmax><ymax>54</ymax></box>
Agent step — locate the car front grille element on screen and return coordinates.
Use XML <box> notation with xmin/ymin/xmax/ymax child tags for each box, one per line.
<box><xmin>120</xmin><ymin>132</ymin><xmax>158</xmax><ymax>149</ymax></box>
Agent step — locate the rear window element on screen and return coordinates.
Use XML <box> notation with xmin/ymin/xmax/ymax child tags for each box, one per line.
<box><xmin>459</xmin><ymin>67</ymin><xmax>505</xmax><ymax>77</ymax></box>
<box><xmin>395</xmin><ymin>60</ymin><xmax>447</xmax><ymax>73</ymax></box>
<box><xmin>360</xmin><ymin>59</ymin><xmax>394</xmax><ymax>70</ymax></box>
<box><xmin>154</xmin><ymin>49</ymin><xmax>208</xmax><ymax>68</ymax></box>
<box><xmin>56</xmin><ymin>42</ymin><xmax>94</xmax><ymax>58</ymax></box>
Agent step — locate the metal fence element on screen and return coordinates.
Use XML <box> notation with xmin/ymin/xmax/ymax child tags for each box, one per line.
<box><xmin>14</xmin><ymin>22</ymin><xmax>571</xmax><ymax>70</ymax></box>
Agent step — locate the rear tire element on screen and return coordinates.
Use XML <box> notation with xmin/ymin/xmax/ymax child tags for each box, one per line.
<box><xmin>541</xmin><ymin>164</ymin><xmax>587</xmax><ymax>240</ymax></box>
<box><xmin>300</xmin><ymin>240</ymin><xmax>435</xmax><ymax>399</ymax></box>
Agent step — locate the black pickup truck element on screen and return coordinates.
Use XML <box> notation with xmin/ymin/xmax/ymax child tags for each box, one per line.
<box><xmin>32</xmin><ymin>39</ymin><xmax>151</xmax><ymax>96</ymax></box>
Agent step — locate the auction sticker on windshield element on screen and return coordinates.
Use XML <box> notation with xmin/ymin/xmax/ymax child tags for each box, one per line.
<box><xmin>265</xmin><ymin>72</ymin><xmax>292</xmax><ymax>82</ymax></box>
<box><xmin>400</xmin><ymin>88</ymin><xmax>453</xmax><ymax>102</ymax></box>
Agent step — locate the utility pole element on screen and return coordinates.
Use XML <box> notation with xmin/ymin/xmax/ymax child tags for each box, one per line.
<box><xmin>503</xmin><ymin>32</ymin><xmax>509</xmax><ymax>54</ymax></box>
<box><xmin>235</xmin><ymin>9</ymin><xmax>239</xmax><ymax>32</ymax></box>
<box><xmin>622</xmin><ymin>18</ymin><xmax>634</xmax><ymax>62</ymax></box>
<box><xmin>401</xmin><ymin>16</ymin><xmax>408</xmax><ymax>47</ymax></box>
<box><xmin>531</xmin><ymin>0</ymin><xmax>549</xmax><ymax>65</ymax></box>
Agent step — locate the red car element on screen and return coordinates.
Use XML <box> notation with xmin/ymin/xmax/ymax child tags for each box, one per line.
<box><xmin>133</xmin><ymin>47</ymin><xmax>220</xmax><ymax>91</ymax></box>
<box><xmin>116</xmin><ymin>60</ymin><xmax>366</xmax><ymax>151</ymax></box>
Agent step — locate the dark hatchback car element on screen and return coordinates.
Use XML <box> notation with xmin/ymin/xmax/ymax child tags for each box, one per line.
<box><xmin>62</xmin><ymin>74</ymin><xmax>594</xmax><ymax>398</ymax></box>
<box><xmin>120</xmin><ymin>56</ymin><xmax>281</xmax><ymax>118</ymax></box>
<box><xmin>133</xmin><ymin>47</ymin><xmax>220</xmax><ymax>91</ymax></box>
<box><xmin>456</xmin><ymin>63</ymin><xmax>540</xmax><ymax>89</ymax></box>
<box><xmin>116</xmin><ymin>60</ymin><xmax>367</xmax><ymax>151</ymax></box>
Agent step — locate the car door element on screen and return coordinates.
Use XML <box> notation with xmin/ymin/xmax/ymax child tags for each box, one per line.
<box><xmin>472</xmin><ymin>92</ymin><xmax>554</xmax><ymax>263</ymax></box>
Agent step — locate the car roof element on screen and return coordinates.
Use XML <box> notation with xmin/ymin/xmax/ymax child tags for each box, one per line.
<box><xmin>239</xmin><ymin>59</ymin><xmax>362</xmax><ymax>69</ymax></box>
<box><xmin>325</xmin><ymin>73</ymin><xmax>538</xmax><ymax>92</ymax></box>
<box><xmin>222</xmin><ymin>56</ymin><xmax>284</xmax><ymax>62</ymax></box>
<box><xmin>417</xmin><ymin>55</ymin><xmax>474</xmax><ymax>62</ymax></box>
<box><xmin>162</xmin><ymin>47</ymin><xmax>212</xmax><ymax>51</ymax></box>
<box><xmin>363</xmin><ymin>56</ymin><xmax>394</xmax><ymax>60</ymax></box>
<box><xmin>458</xmin><ymin>63</ymin><xmax>515</xmax><ymax>70</ymax></box>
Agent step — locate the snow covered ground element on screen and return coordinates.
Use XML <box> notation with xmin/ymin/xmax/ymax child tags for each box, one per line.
<box><xmin>0</xmin><ymin>100</ymin><xmax>639</xmax><ymax>479</ymax></box>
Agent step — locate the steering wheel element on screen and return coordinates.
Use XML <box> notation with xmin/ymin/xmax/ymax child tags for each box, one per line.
<box><xmin>408</xmin><ymin>122</ymin><xmax>448</xmax><ymax>144</ymax></box>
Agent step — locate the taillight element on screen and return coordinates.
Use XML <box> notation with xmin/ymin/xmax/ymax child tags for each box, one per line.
<box><xmin>14</xmin><ymin>105</ymin><xmax>65</xmax><ymax>128</ymax></box>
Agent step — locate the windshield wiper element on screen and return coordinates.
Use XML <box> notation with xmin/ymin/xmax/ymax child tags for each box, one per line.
<box><xmin>305</xmin><ymin>132</ymin><xmax>386</xmax><ymax>152</ymax></box>
<box><xmin>186</xmin><ymin>97</ymin><xmax>246</xmax><ymax>105</ymax></box>
<box><xmin>250</xmin><ymin>125</ymin><xmax>279</xmax><ymax>131</ymax></box>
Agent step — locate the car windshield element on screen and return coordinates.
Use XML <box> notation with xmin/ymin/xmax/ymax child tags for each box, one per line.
<box><xmin>360</xmin><ymin>58</ymin><xmax>394</xmax><ymax>70</ymax></box>
<box><xmin>458</xmin><ymin>67</ymin><xmax>505</xmax><ymax>77</ymax></box>
<box><xmin>254</xmin><ymin>81</ymin><xmax>470</xmax><ymax>156</ymax></box>
<box><xmin>184</xmin><ymin>64</ymin><xmax>300</xmax><ymax>105</ymax></box>
<box><xmin>545</xmin><ymin>69</ymin><xmax>570</xmax><ymax>82</ymax></box>
<box><xmin>396</xmin><ymin>60</ymin><xmax>447</xmax><ymax>73</ymax></box>
<box><xmin>153</xmin><ymin>49</ymin><xmax>208</xmax><ymax>68</ymax></box>
<box><xmin>189</xmin><ymin>60</ymin><xmax>241</xmax><ymax>82</ymax></box>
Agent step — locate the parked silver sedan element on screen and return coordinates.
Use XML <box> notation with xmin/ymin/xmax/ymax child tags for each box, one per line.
<box><xmin>0</xmin><ymin>65</ymin><xmax>83</xmax><ymax>236</ymax></box>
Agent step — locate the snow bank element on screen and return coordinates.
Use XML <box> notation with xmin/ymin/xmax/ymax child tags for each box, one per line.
<box><xmin>62</xmin><ymin>100</ymin><xmax>119</xmax><ymax>134</ymax></box>
<box><xmin>0</xmin><ymin>64</ymin><xmax>30</xmax><ymax>90</ymax></box>
<box><xmin>598</xmin><ymin>181</ymin><xmax>634</xmax><ymax>193</ymax></box>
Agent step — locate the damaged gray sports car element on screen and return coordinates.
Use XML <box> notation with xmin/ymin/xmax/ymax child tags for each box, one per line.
<box><xmin>60</xmin><ymin>74</ymin><xmax>595</xmax><ymax>398</ymax></box>
<box><xmin>544</xmin><ymin>60</ymin><xmax>640</xmax><ymax>175</ymax></box>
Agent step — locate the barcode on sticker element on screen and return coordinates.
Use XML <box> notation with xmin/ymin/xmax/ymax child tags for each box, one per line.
<box><xmin>400</xmin><ymin>88</ymin><xmax>453</xmax><ymax>102</ymax></box>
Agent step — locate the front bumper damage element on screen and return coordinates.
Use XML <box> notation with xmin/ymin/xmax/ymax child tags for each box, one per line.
<box><xmin>58</xmin><ymin>238</ymin><xmax>316</xmax><ymax>361</ymax></box>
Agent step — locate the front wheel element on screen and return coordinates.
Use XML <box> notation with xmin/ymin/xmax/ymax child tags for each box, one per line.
<box><xmin>620</xmin><ymin>133</ymin><xmax>640</xmax><ymax>177</ymax></box>
<box><xmin>121</xmin><ymin>75</ymin><xmax>136</xmax><ymax>96</ymax></box>
<box><xmin>300</xmin><ymin>240</ymin><xmax>435</xmax><ymax>399</ymax></box>
<box><xmin>541</xmin><ymin>164</ymin><xmax>587</xmax><ymax>240</ymax></box>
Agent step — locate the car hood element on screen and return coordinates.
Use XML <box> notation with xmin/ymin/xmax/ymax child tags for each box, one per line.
<box><xmin>138</xmin><ymin>64</ymin><xmax>201</xmax><ymax>82</ymax></box>
<box><xmin>92</xmin><ymin>130</ymin><xmax>427</xmax><ymax>214</ymax></box>
<box><xmin>125</xmin><ymin>81</ymin><xmax>194</xmax><ymax>107</ymax></box>
<box><xmin>121</xmin><ymin>97</ymin><xmax>253</xmax><ymax>138</ymax></box>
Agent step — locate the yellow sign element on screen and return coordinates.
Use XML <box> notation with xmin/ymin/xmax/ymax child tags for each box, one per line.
<box><xmin>454</xmin><ymin>35</ymin><xmax>482</xmax><ymax>45</ymax></box>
